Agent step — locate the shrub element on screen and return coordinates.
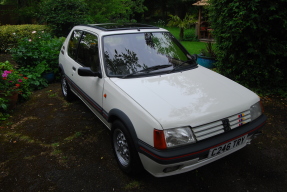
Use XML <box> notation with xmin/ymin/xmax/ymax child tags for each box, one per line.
<box><xmin>183</xmin><ymin>31</ymin><xmax>197</xmax><ymax>41</ymax></box>
<box><xmin>0</xmin><ymin>25</ymin><xmax>50</xmax><ymax>53</ymax></box>
<box><xmin>209</xmin><ymin>0</ymin><xmax>287</xmax><ymax>96</ymax></box>
<box><xmin>11</xmin><ymin>31</ymin><xmax>65</xmax><ymax>90</ymax></box>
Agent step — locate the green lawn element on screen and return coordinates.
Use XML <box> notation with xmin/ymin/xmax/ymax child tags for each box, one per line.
<box><xmin>181</xmin><ymin>41</ymin><xmax>206</xmax><ymax>54</ymax></box>
<box><xmin>163</xmin><ymin>26</ymin><xmax>206</xmax><ymax>54</ymax></box>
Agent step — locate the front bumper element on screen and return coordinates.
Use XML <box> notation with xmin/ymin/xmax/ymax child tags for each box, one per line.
<box><xmin>138</xmin><ymin>114</ymin><xmax>267</xmax><ymax>177</ymax></box>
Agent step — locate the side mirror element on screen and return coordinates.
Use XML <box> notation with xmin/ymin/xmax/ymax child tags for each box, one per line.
<box><xmin>188</xmin><ymin>54</ymin><xmax>197</xmax><ymax>61</ymax></box>
<box><xmin>78</xmin><ymin>67</ymin><xmax>102</xmax><ymax>78</ymax></box>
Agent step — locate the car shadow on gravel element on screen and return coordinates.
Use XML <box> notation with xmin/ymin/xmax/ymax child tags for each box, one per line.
<box><xmin>1</xmin><ymin>83</ymin><xmax>287</xmax><ymax>192</ymax></box>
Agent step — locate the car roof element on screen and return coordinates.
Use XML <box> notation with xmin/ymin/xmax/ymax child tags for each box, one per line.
<box><xmin>78</xmin><ymin>23</ymin><xmax>160</xmax><ymax>32</ymax></box>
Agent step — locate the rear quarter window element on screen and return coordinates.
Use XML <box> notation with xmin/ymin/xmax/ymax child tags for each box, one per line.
<box><xmin>67</xmin><ymin>30</ymin><xmax>82</xmax><ymax>60</ymax></box>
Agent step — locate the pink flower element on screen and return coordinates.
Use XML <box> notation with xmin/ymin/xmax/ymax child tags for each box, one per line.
<box><xmin>18</xmin><ymin>79</ymin><xmax>23</xmax><ymax>82</ymax></box>
<box><xmin>2</xmin><ymin>70</ymin><xmax>11</xmax><ymax>77</ymax></box>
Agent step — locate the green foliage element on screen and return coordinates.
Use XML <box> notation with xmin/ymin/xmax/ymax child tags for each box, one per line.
<box><xmin>0</xmin><ymin>25</ymin><xmax>50</xmax><ymax>53</ymax></box>
<box><xmin>17</xmin><ymin>64</ymin><xmax>49</xmax><ymax>91</ymax></box>
<box><xmin>199</xmin><ymin>42</ymin><xmax>217</xmax><ymax>58</ymax></box>
<box><xmin>85</xmin><ymin>0</ymin><xmax>147</xmax><ymax>23</ymax></box>
<box><xmin>11</xmin><ymin>31</ymin><xmax>65</xmax><ymax>90</ymax></box>
<box><xmin>209</xmin><ymin>0</ymin><xmax>287</xmax><ymax>95</ymax></box>
<box><xmin>39</xmin><ymin>0</ymin><xmax>89</xmax><ymax>37</ymax></box>
<box><xmin>167</xmin><ymin>14</ymin><xmax>196</xmax><ymax>40</ymax></box>
<box><xmin>0</xmin><ymin>97</ymin><xmax>8</xmax><ymax>111</ymax></box>
<box><xmin>182</xmin><ymin>31</ymin><xmax>198</xmax><ymax>41</ymax></box>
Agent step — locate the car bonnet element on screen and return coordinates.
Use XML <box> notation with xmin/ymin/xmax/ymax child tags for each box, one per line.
<box><xmin>110</xmin><ymin>66</ymin><xmax>259</xmax><ymax>129</ymax></box>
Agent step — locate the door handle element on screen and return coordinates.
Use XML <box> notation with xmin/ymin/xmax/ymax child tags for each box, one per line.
<box><xmin>72</xmin><ymin>66</ymin><xmax>76</xmax><ymax>71</ymax></box>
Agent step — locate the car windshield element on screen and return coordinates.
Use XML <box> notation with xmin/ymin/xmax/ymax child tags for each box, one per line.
<box><xmin>103</xmin><ymin>32</ymin><xmax>197</xmax><ymax>77</ymax></box>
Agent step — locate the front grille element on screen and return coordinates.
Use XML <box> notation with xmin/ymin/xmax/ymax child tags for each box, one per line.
<box><xmin>192</xmin><ymin>110</ymin><xmax>251</xmax><ymax>141</ymax></box>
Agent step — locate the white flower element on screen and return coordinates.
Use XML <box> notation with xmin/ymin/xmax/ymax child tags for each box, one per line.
<box><xmin>12</xmin><ymin>33</ymin><xmax>16</xmax><ymax>35</ymax></box>
<box><xmin>28</xmin><ymin>39</ymin><xmax>32</xmax><ymax>42</ymax></box>
<box><xmin>32</xmin><ymin>31</ymin><xmax>37</xmax><ymax>34</ymax></box>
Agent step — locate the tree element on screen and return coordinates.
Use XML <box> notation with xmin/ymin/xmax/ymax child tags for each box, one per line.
<box><xmin>143</xmin><ymin>0</ymin><xmax>198</xmax><ymax>23</ymax></box>
<box><xmin>209</xmin><ymin>0</ymin><xmax>287</xmax><ymax>95</ymax></box>
<box><xmin>39</xmin><ymin>0</ymin><xmax>89</xmax><ymax>37</ymax></box>
<box><xmin>85</xmin><ymin>0</ymin><xmax>147</xmax><ymax>23</ymax></box>
<box><xmin>167</xmin><ymin>14</ymin><xmax>196</xmax><ymax>40</ymax></box>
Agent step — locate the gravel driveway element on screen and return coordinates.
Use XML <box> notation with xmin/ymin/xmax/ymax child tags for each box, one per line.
<box><xmin>1</xmin><ymin>83</ymin><xmax>286</xmax><ymax>192</ymax></box>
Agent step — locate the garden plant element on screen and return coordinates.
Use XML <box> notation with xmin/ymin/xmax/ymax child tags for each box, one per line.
<box><xmin>11</xmin><ymin>30</ymin><xmax>65</xmax><ymax>90</ymax></box>
<box><xmin>0</xmin><ymin>61</ymin><xmax>31</xmax><ymax>113</ymax></box>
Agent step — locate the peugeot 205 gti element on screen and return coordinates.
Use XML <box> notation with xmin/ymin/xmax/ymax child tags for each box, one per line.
<box><xmin>59</xmin><ymin>23</ymin><xmax>267</xmax><ymax>177</ymax></box>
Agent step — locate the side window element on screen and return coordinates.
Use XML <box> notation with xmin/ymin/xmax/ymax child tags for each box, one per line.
<box><xmin>68</xmin><ymin>30</ymin><xmax>82</xmax><ymax>60</ymax></box>
<box><xmin>77</xmin><ymin>32</ymin><xmax>100</xmax><ymax>72</ymax></box>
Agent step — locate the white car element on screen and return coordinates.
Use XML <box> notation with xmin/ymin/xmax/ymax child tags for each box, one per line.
<box><xmin>59</xmin><ymin>23</ymin><xmax>267</xmax><ymax>177</ymax></box>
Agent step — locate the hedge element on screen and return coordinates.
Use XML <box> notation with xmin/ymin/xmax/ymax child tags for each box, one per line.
<box><xmin>209</xmin><ymin>0</ymin><xmax>287</xmax><ymax>96</ymax></box>
<box><xmin>0</xmin><ymin>24</ymin><xmax>50</xmax><ymax>53</ymax></box>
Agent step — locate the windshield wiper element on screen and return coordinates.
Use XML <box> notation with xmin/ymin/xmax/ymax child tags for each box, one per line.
<box><xmin>168</xmin><ymin>60</ymin><xmax>196</xmax><ymax>73</ymax></box>
<box><xmin>122</xmin><ymin>64</ymin><xmax>172</xmax><ymax>78</ymax></box>
<box><xmin>141</xmin><ymin>64</ymin><xmax>172</xmax><ymax>72</ymax></box>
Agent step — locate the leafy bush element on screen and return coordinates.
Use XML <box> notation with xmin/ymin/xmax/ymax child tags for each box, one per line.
<box><xmin>0</xmin><ymin>25</ymin><xmax>50</xmax><ymax>53</ymax></box>
<box><xmin>39</xmin><ymin>0</ymin><xmax>89</xmax><ymax>37</ymax></box>
<box><xmin>183</xmin><ymin>31</ymin><xmax>197</xmax><ymax>41</ymax></box>
<box><xmin>17</xmin><ymin>64</ymin><xmax>49</xmax><ymax>91</ymax></box>
<box><xmin>209</xmin><ymin>0</ymin><xmax>287</xmax><ymax>96</ymax></box>
<box><xmin>11</xmin><ymin>31</ymin><xmax>65</xmax><ymax>90</ymax></box>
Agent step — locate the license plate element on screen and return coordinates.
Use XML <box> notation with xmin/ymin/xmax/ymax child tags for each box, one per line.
<box><xmin>208</xmin><ymin>135</ymin><xmax>247</xmax><ymax>158</ymax></box>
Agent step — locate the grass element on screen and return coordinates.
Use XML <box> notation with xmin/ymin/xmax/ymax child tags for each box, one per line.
<box><xmin>163</xmin><ymin>26</ymin><xmax>206</xmax><ymax>54</ymax></box>
<box><xmin>181</xmin><ymin>41</ymin><xmax>206</xmax><ymax>54</ymax></box>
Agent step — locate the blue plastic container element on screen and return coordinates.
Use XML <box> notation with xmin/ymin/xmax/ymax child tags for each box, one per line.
<box><xmin>197</xmin><ymin>55</ymin><xmax>216</xmax><ymax>69</ymax></box>
<box><xmin>42</xmin><ymin>72</ymin><xmax>55</xmax><ymax>83</ymax></box>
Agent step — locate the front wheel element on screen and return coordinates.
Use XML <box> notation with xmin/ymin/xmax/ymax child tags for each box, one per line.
<box><xmin>111</xmin><ymin>120</ymin><xmax>143</xmax><ymax>175</ymax></box>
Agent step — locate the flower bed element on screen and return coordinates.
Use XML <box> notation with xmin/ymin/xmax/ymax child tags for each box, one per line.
<box><xmin>0</xmin><ymin>61</ymin><xmax>31</xmax><ymax>111</ymax></box>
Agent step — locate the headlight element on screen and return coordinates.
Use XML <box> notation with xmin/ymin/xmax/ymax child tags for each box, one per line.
<box><xmin>250</xmin><ymin>101</ymin><xmax>263</xmax><ymax>121</ymax></box>
<box><xmin>164</xmin><ymin>127</ymin><xmax>196</xmax><ymax>148</ymax></box>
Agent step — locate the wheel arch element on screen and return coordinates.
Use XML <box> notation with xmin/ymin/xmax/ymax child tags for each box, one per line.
<box><xmin>59</xmin><ymin>63</ymin><xmax>64</xmax><ymax>74</ymax></box>
<box><xmin>108</xmin><ymin>108</ymin><xmax>139</xmax><ymax>149</ymax></box>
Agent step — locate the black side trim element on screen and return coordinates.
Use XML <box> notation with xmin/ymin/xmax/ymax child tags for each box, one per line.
<box><xmin>138</xmin><ymin>114</ymin><xmax>267</xmax><ymax>165</ymax></box>
<box><xmin>108</xmin><ymin>109</ymin><xmax>139</xmax><ymax>148</ymax></box>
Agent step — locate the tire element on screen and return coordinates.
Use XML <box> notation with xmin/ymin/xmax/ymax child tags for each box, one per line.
<box><xmin>111</xmin><ymin>120</ymin><xmax>143</xmax><ymax>175</ymax></box>
<box><xmin>61</xmin><ymin>73</ymin><xmax>75</xmax><ymax>102</ymax></box>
